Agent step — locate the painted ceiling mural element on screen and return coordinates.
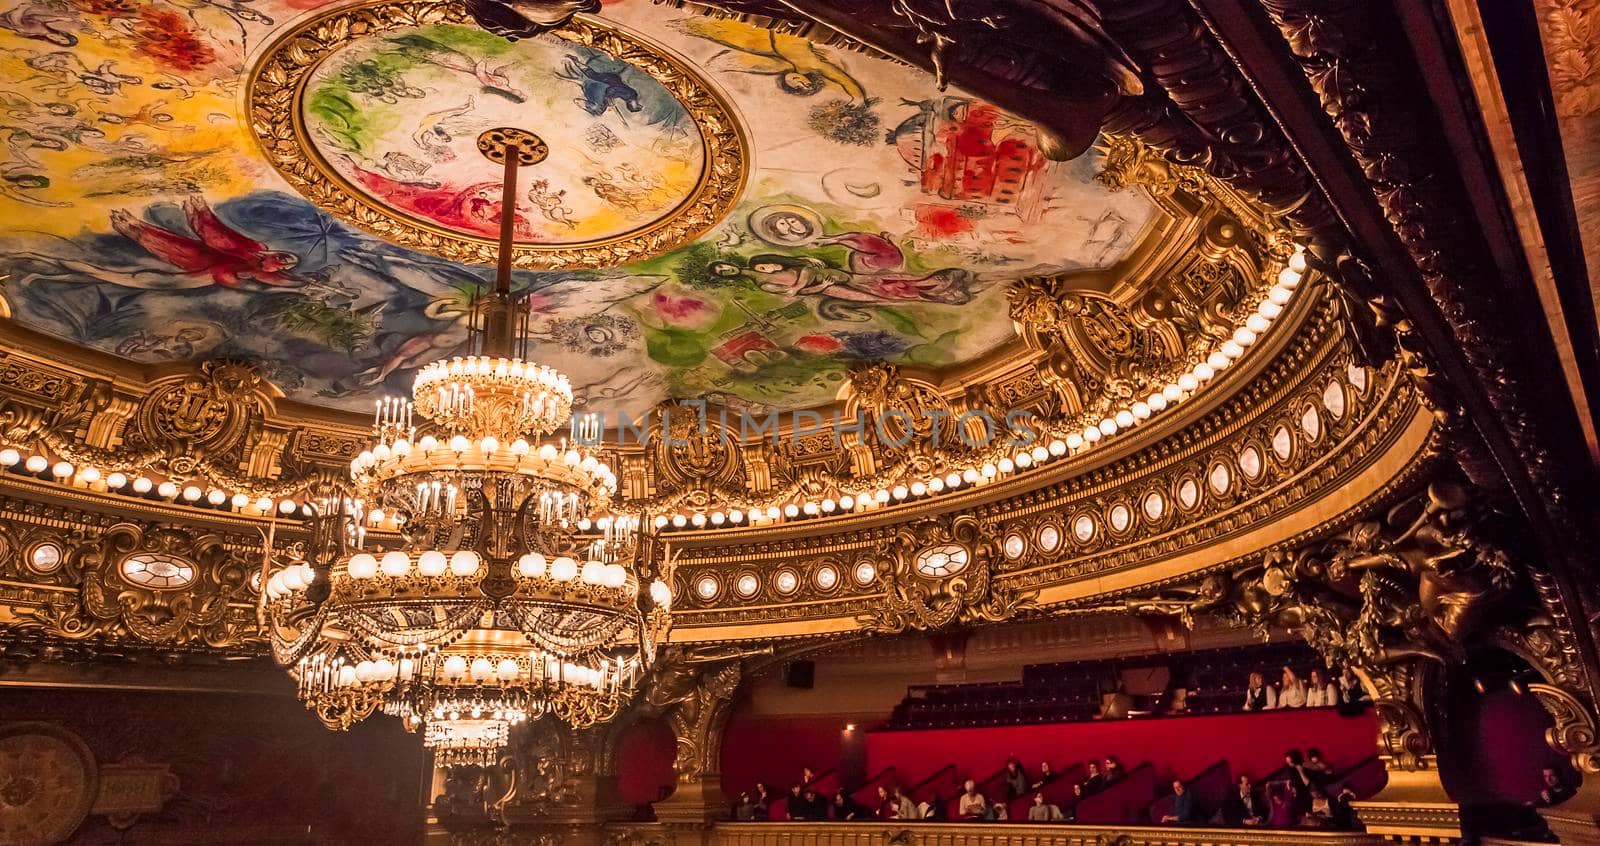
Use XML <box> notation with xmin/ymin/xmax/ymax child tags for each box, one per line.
<box><xmin>0</xmin><ymin>0</ymin><xmax>1158</xmax><ymax>416</ymax></box>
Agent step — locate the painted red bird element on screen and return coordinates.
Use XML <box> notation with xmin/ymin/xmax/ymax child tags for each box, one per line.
<box><xmin>110</xmin><ymin>196</ymin><xmax>303</xmax><ymax>289</ymax></box>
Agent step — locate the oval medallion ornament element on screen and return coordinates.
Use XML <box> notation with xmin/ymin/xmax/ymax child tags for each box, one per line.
<box><xmin>251</xmin><ymin>4</ymin><xmax>747</xmax><ymax>269</ymax></box>
<box><xmin>913</xmin><ymin>544</ymin><xmax>969</xmax><ymax>578</ymax></box>
<box><xmin>120</xmin><ymin>553</ymin><xmax>197</xmax><ymax>590</ymax></box>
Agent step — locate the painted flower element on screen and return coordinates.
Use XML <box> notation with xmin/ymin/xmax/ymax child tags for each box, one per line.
<box><xmin>838</xmin><ymin>330</ymin><xmax>910</xmax><ymax>360</ymax></box>
<box><xmin>794</xmin><ymin>334</ymin><xmax>841</xmax><ymax>354</ymax></box>
<box><xmin>650</xmin><ymin>290</ymin><xmax>718</xmax><ymax>329</ymax></box>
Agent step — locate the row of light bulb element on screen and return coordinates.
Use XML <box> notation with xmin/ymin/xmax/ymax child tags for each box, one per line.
<box><xmin>653</xmin><ymin>245</ymin><xmax>1309</xmax><ymax>532</ymax></box>
<box><xmin>414</xmin><ymin>355</ymin><xmax>572</xmax><ymax>394</ymax></box>
<box><xmin>332</xmin><ymin>654</ymin><xmax>611</xmax><ymax>690</ymax></box>
<box><xmin>350</xmin><ymin>435</ymin><xmax>616</xmax><ymax>494</ymax></box>
<box><xmin>341</xmin><ymin>549</ymin><xmax>634</xmax><ymax>589</ymax></box>
<box><xmin>0</xmin><ymin>446</ymin><xmax>305</xmax><ymax>518</ymax></box>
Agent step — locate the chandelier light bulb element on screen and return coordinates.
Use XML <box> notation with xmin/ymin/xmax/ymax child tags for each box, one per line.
<box><xmin>1277</xmin><ymin>268</ymin><xmax>1302</xmax><ymax>288</ymax></box>
<box><xmin>278</xmin><ymin>499</ymin><xmax>297</xmax><ymax>514</ymax></box>
<box><xmin>25</xmin><ymin>455</ymin><xmax>48</xmax><ymax>473</ymax></box>
<box><xmin>1194</xmin><ymin>363</ymin><xmax>1216</xmax><ymax>382</ymax></box>
<box><xmin>51</xmin><ymin>462</ymin><xmax>74</xmax><ymax>479</ymax></box>
<box><xmin>1066</xmin><ymin>433</ymin><xmax>1084</xmax><ymax>450</ymax></box>
<box><xmin>1269</xmin><ymin>286</ymin><xmax>1293</xmax><ymax>305</ymax></box>
<box><xmin>691</xmin><ymin>512</ymin><xmax>708</xmax><ymax>527</ymax></box>
<box><xmin>1246</xmin><ymin>315</ymin><xmax>1271</xmax><ymax>334</ymax></box>
<box><xmin>604</xmin><ymin>563</ymin><xmax>626</xmax><ymax>588</ymax></box>
<box><xmin>282</xmin><ymin>565</ymin><xmax>306</xmax><ymax>592</ymax></box>
<box><xmin>511</xmin><ymin>439</ymin><xmax>530</xmax><ymax>456</ymax></box>
<box><xmin>132</xmin><ymin>477</ymin><xmax>153</xmax><ymax>494</ymax></box>
<box><xmin>650</xmin><ymin>579</ymin><xmax>672</xmax><ymax>608</ymax></box>
<box><xmin>998</xmin><ymin>458</ymin><xmax>1015</xmax><ymax>474</ymax></box>
<box><xmin>180</xmin><ymin>485</ymin><xmax>201</xmax><ymax>501</ymax></box>
<box><xmin>449</xmin><ymin>550</ymin><xmax>480</xmax><ymax>577</ymax></box>
<box><xmin>348</xmin><ymin>553</ymin><xmax>378</xmax><ymax>580</ymax></box>
<box><xmin>380</xmin><ymin>551</ymin><xmax>411</xmax><ymax>577</ymax></box>
<box><xmin>766</xmin><ymin>506</ymin><xmax>780</xmax><ymax>520</ymax></box>
<box><xmin>981</xmin><ymin>463</ymin><xmax>998</xmax><ymax>479</ymax></box>
<box><xmin>443</xmin><ymin>656</ymin><xmax>467</xmax><ymax>680</ymax></box>
<box><xmin>417</xmin><ymin>550</ymin><xmax>448</xmax><ymax>576</ymax></box>
<box><xmin>946</xmin><ymin>472</ymin><xmax>963</xmax><ymax>488</ymax></box>
<box><xmin>480</xmin><ymin>436</ymin><xmax>499</xmax><ymax>455</ymax></box>
<box><xmin>517</xmin><ymin>552</ymin><xmax>547</xmax><ymax>578</ymax></box>
<box><xmin>1031</xmin><ymin>445</ymin><xmax>1050</xmax><ymax>462</ymax></box>
<box><xmin>1289</xmin><ymin>250</ymin><xmax>1309</xmax><ymax>273</ymax></box>
<box><xmin>1259</xmin><ymin>300</ymin><xmax>1284</xmax><ymax>320</ymax></box>
<box><xmin>254</xmin><ymin>495</ymin><xmax>272</xmax><ymax>512</ymax></box>
<box><xmin>1115</xmin><ymin>411</ymin><xmax>1135</xmax><ymax>429</ymax></box>
<box><xmin>538</xmin><ymin>444</ymin><xmax>559</xmax><ymax>461</ymax></box>
<box><xmin>802</xmin><ymin>501</ymin><xmax>819</xmax><ymax>515</ymax></box>
<box><xmin>158</xmin><ymin>481</ymin><xmax>179</xmax><ymax>498</ymax></box>
<box><xmin>1178</xmin><ymin>374</ymin><xmax>1199</xmax><ymax>392</ymax></box>
<box><xmin>206</xmin><ymin>489</ymin><xmax>226</xmax><ymax>505</ymax></box>
<box><xmin>80</xmin><ymin>466</ymin><xmax>102</xmax><ymax>484</ymax></box>
<box><xmin>107</xmin><ymin>473</ymin><xmax>128</xmax><ymax>489</ymax></box>
<box><xmin>1221</xmin><ymin>342</ymin><xmax>1245</xmax><ymax>360</ymax></box>
<box><xmin>1148</xmin><ymin>393</ymin><xmax>1168</xmax><ymax>411</ymax></box>
<box><xmin>1208</xmin><ymin>351</ymin><xmax>1232</xmax><ymax>370</ymax></box>
<box><xmin>470</xmin><ymin>658</ymin><xmax>493</xmax><ymax>682</ymax></box>
<box><xmin>962</xmin><ymin>468</ymin><xmax>980</xmax><ymax>484</ymax></box>
<box><xmin>393</xmin><ymin>439</ymin><xmax>411</xmax><ymax>458</ymax></box>
<box><xmin>231</xmin><ymin>493</ymin><xmax>250</xmax><ymax>508</ymax></box>
<box><xmin>449</xmin><ymin>435</ymin><xmax>469</xmax><ymax>454</ymax></box>
<box><xmin>1014</xmin><ymin>453</ymin><xmax>1032</xmax><ymax>468</ymax></box>
<box><xmin>418</xmin><ymin>435</ymin><xmax>438</xmax><ymax>453</ymax></box>
<box><xmin>653</xmin><ymin>515</ymin><xmax>669</xmax><ymax>528</ymax></box>
<box><xmin>1132</xmin><ymin>402</ymin><xmax>1152</xmax><ymax>420</ymax></box>
<box><xmin>0</xmin><ymin>448</ymin><xmax>18</xmax><ymax>467</ymax></box>
<box><xmin>497</xmin><ymin>659</ymin><xmax>520</xmax><ymax>682</ymax></box>
<box><xmin>1083</xmin><ymin>426</ymin><xmax>1102</xmax><ymax>443</ymax></box>
<box><xmin>551</xmin><ymin>556</ymin><xmax>578</xmax><ymax>581</ymax></box>
<box><xmin>671</xmin><ymin>514</ymin><xmax>687</xmax><ymax>528</ymax></box>
<box><xmin>910</xmin><ymin>481</ymin><xmax>928</xmax><ymax>496</ymax></box>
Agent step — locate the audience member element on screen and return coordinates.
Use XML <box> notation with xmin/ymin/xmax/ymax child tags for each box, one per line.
<box><xmin>791</xmin><ymin>787</ymin><xmax>827</xmax><ymax>820</ymax></box>
<box><xmin>920</xmin><ymin>793</ymin><xmax>945</xmax><ymax>821</ymax></box>
<box><xmin>1540</xmin><ymin>766</ymin><xmax>1577</xmax><ymax>806</ymax></box>
<box><xmin>1266</xmin><ymin>783</ymin><xmax>1297</xmax><ymax>827</ymax></box>
<box><xmin>874</xmin><ymin>786</ymin><xmax>895</xmax><ymax>819</ymax></box>
<box><xmin>1338</xmin><ymin>667</ymin><xmax>1368</xmax><ymax>707</ymax></box>
<box><xmin>1303</xmin><ymin>748</ymin><xmax>1331</xmax><ymax>781</ymax></box>
<box><xmin>1332</xmin><ymin>786</ymin><xmax>1359</xmax><ymax>829</ymax></box>
<box><xmin>1222</xmin><ymin>775</ymin><xmax>1266</xmax><ymax>825</ymax></box>
<box><xmin>753</xmin><ymin>783</ymin><xmax>772</xmax><ymax>818</ymax></box>
<box><xmin>1276</xmin><ymin>667</ymin><xmax>1308</xmax><ymax>709</ymax></box>
<box><xmin>1160</xmin><ymin>780</ymin><xmax>1198</xmax><ymax>824</ymax></box>
<box><xmin>831</xmin><ymin>788</ymin><xmax>864</xmax><ymax>821</ymax></box>
<box><xmin>1283</xmin><ymin>749</ymin><xmax>1314</xmax><ymax>806</ymax></box>
<box><xmin>1166</xmin><ymin>686</ymin><xmax>1190</xmax><ymax>714</ymax></box>
<box><xmin>1081</xmin><ymin>761</ymin><xmax>1105</xmax><ymax>794</ymax></box>
<box><xmin>1301</xmin><ymin>787</ymin><xmax>1333</xmax><ymax>827</ymax></box>
<box><xmin>1305</xmin><ymin>668</ymin><xmax>1338</xmax><ymax>707</ymax></box>
<box><xmin>1244</xmin><ymin>671</ymin><xmax>1277</xmax><ymax>711</ymax></box>
<box><xmin>992</xmin><ymin>802</ymin><xmax>1008</xmax><ymax>821</ymax></box>
<box><xmin>1031</xmin><ymin>761</ymin><xmax>1056</xmax><ymax>790</ymax></box>
<box><xmin>1003</xmin><ymin>757</ymin><xmax>1029</xmax><ymax>799</ymax></box>
<box><xmin>785</xmin><ymin>784</ymin><xmax>803</xmax><ymax>818</ymax></box>
<box><xmin>733</xmin><ymin>792</ymin><xmax>758</xmax><ymax>820</ymax></box>
<box><xmin>1104</xmin><ymin>756</ymin><xmax>1124</xmax><ymax>781</ymax></box>
<box><xmin>894</xmin><ymin>786</ymin><xmax>919</xmax><ymax>820</ymax></box>
<box><xmin>1028</xmin><ymin>792</ymin><xmax>1065</xmax><ymax>821</ymax></box>
<box><xmin>958</xmin><ymin>779</ymin><xmax>989</xmax><ymax>819</ymax></box>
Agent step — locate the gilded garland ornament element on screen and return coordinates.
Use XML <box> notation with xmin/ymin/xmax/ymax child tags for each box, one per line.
<box><xmin>246</xmin><ymin>0</ymin><xmax>748</xmax><ymax>269</ymax></box>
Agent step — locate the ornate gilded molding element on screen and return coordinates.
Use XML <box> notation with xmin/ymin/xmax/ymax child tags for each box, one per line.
<box><xmin>247</xmin><ymin>1</ymin><xmax>748</xmax><ymax>270</ymax></box>
<box><xmin>864</xmin><ymin>513</ymin><xmax>1035</xmax><ymax>633</ymax></box>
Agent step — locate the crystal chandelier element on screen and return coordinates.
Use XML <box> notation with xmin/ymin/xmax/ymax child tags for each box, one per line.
<box><xmin>260</xmin><ymin>128</ymin><xmax>672</xmax><ymax>759</ymax></box>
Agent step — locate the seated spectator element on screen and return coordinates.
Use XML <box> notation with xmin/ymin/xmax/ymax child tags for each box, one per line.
<box><xmin>753</xmin><ymin>783</ymin><xmax>772</xmax><ymax>818</ymax></box>
<box><xmin>1003</xmin><ymin>757</ymin><xmax>1029</xmax><ymax>799</ymax></box>
<box><xmin>1301</xmin><ymin>787</ymin><xmax>1333</xmax><ymax>827</ymax></box>
<box><xmin>1303</xmin><ymin>748</ymin><xmax>1331</xmax><ymax>781</ymax></box>
<box><xmin>991</xmin><ymin>802</ymin><xmax>1009</xmax><ymax>821</ymax></box>
<box><xmin>894</xmin><ymin>786</ymin><xmax>919</xmax><ymax>820</ymax></box>
<box><xmin>1276</xmin><ymin>666</ymin><xmax>1308</xmax><ymax>709</ymax></box>
<box><xmin>831</xmin><ymin>788</ymin><xmax>864</xmax><ymax>821</ymax></box>
<box><xmin>1104</xmin><ymin>756</ymin><xmax>1124</xmax><ymax>781</ymax></box>
<box><xmin>794</xmin><ymin>787</ymin><xmax>827</xmax><ymax>820</ymax></box>
<box><xmin>802</xmin><ymin>767</ymin><xmax>816</xmax><ymax>785</ymax></box>
<box><xmin>1244</xmin><ymin>671</ymin><xmax>1277</xmax><ymax>711</ymax></box>
<box><xmin>1331</xmin><ymin>786</ymin><xmax>1359</xmax><ymax>829</ymax></box>
<box><xmin>733</xmin><ymin>792</ymin><xmax>758</xmax><ymax>820</ymax></box>
<box><xmin>1028</xmin><ymin>792</ymin><xmax>1064</xmax><ymax>821</ymax></box>
<box><xmin>1031</xmin><ymin>761</ymin><xmax>1056</xmax><ymax>790</ymax></box>
<box><xmin>1540</xmin><ymin>766</ymin><xmax>1577</xmax><ymax>806</ymax></box>
<box><xmin>1266</xmin><ymin>783</ymin><xmax>1297</xmax><ymax>827</ymax></box>
<box><xmin>1283</xmin><ymin>749</ymin><xmax>1314</xmax><ymax>812</ymax></box>
<box><xmin>785</xmin><ymin>784</ymin><xmax>804</xmax><ymax>818</ymax></box>
<box><xmin>1338</xmin><ymin>666</ymin><xmax>1369</xmax><ymax>708</ymax></box>
<box><xmin>920</xmin><ymin>793</ymin><xmax>945</xmax><ymax>821</ymax></box>
<box><xmin>1305</xmin><ymin>668</ymin><xmax>1339</xmax><ymax>707</ymax></box>
<box><xmin>1081</xmin><ymin>761</ymin><xmax>1105</xmax><ymax>794</ymax></box>
<box><xmin>1222</xmin><ymin>775</ymin><xmax>1266</xmax><ymax>826</ymax></box>
<box><xmin>958</xmin><ymin>779</ymin><xmax>989</xmax><ymax>819</ymax></box>
<box><xmin>874</xmin><ymin>785</ymin><xmax>895</xmax><ymax>819</ymax></box>
<box><xmin>1160</xmin><ymin>779</ymin><xmax>1198</xmax><ymax>824</ymax></box>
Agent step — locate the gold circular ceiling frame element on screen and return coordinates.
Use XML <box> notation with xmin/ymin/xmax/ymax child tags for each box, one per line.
<box><xmin>246</xmin><ymin>0</ymin><xmax>748</xmax><ymax>269</ymax></box>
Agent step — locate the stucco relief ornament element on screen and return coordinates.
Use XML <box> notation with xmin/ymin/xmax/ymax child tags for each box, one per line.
<box><xmin>864</xmin><ymin>513</ymin><xmax>1035</xmax><ymax>632</ymax></box>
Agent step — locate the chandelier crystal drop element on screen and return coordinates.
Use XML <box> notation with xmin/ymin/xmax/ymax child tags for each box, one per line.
<box><xmin>261</xmin><ymin>128</ymin><xmax>671</xmax><ymax>761</ymax></box>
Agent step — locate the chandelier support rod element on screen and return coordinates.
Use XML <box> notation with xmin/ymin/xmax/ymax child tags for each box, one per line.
<box><xmin>486</xmin><ymin>140</ymin><xmax>520</xmax><ymax>359</ymax></box>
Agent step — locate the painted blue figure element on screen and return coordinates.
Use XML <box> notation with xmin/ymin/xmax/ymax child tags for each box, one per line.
<box><xmin>561</xmin><ymin>54</ymin><xmax>641</xmax><ymax>117</ymax></box>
